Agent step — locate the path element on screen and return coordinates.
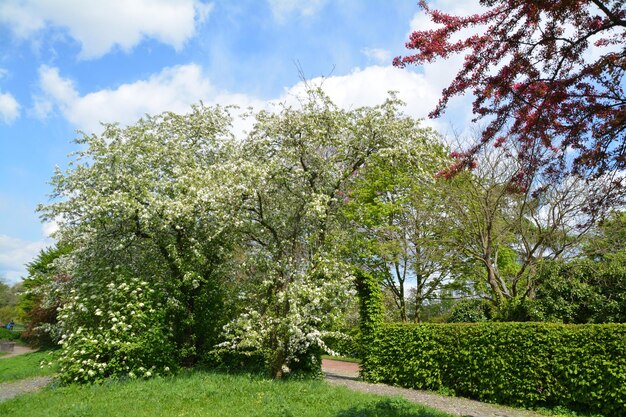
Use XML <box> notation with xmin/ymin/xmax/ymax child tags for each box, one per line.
<box><xmin>0</xmin><ymin>377</ymin><xmax>53</xmax><ymax>402</ymax></box>
<box><xmin>322</xmin><ymin>359</ymin><xmax>545</xmax><ymax>417</ymax></box>
<box><xmin>0</xmin><ymin>345</ymin><xmax>54</xmax><ymax>403</ymax></box>
<box><xmin>0</xmin><ymin>345</ymin><xmax>37</xmax><ymax>359</ymax></box>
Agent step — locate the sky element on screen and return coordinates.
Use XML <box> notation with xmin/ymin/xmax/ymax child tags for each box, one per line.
<box><xmin>0</xmin><ymin>0</ymin><xmax>481</xmax><ymax>284</ymax></box>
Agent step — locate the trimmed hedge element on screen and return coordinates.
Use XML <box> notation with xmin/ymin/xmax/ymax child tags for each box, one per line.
<box><xmin>364</xmin><ymin>322</ymin><xmax>626</xmax><ymax>417</ymax></box>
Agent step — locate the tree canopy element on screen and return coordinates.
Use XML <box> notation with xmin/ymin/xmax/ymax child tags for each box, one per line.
<box><xmin>394</xmin><ymin>0</ymin><xmax>626</xmax><ymax>203</ymax></box>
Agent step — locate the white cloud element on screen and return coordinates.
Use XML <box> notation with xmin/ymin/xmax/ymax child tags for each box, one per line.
<box><xmin>361</xmin><ymin>48</ymin><xmax>392</xmax><ymax>65</ymax></box>
<box><xmin>0</xmin><ymin>235</ymin><xmax>48</xmax><ymax>284</ymax></box>
<box><xmin>42</xmin><ymin>220</ymin><xmax>59</xmax><ymax>238</ymax></box>
<box><xmin>37</xmin><ymin>62</ymin><xmax>447</xmax><ymax>135</ymax></box>
<box><xmin>36</xmin><ymin>63</ymin><xmax>265</xmax><ymax>134</ymax></box>
<box><xmin>283</xmin><ymin>65</ymin><xmax>441</xmax><ymax>121</ymax></box>
<box><xmin>0</xmin><ymin>91</ymin><xmax>20</xmax><ymax>123</ymax></box>
<box><xmin>268</xmin><ymin>0</ymin><xmax>327</xmax><ymax>22</ymax></box>
<box><xmin>0</xmin><ymin>0</ymin><xmax>213</xmax><ymax>59</ymax></box>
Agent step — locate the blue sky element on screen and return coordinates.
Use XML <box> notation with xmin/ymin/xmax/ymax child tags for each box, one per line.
<box><xmin>0</xmin><ymin>0</ymin><xmax>479</xmax><ymax>283</ymax></box>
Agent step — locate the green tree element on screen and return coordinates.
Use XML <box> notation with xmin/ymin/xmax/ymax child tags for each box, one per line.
<box><xmin>440</xmin><ymin>143</ymin><xmax>598</xmax><ymax>306</ymax></box>
<box><xmin>39</xmin><ymin>104</ymin><xmax>242</xmax><ymax>381</ymax></box>
<box><xmin>342</xmin><ymin>134</ymin><xmax>451</xmax><ymax>322</ymax></box>
<box><xmin>219</xmin><ymin>91</ymin><xmax>445</xmax><ymax>378</ymax></box>
<box><xmin>18</xmin><ymin>243</ymin><xmax>72</xmax><ymax>346</ymax></box>
<box><xmin>0</xmin><ymin>278</ymin><xmax>20</xmax><ymax>325</ymax></box>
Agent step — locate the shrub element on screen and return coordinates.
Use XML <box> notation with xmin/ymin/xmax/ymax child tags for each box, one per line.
<box><xmin>323</xmin><ymin>327</ymin><xmax>361</xmax><ymax>358</ymax></box>
<box><xmin>56</xmin><ymin>274</ymin><xmax>176</xmax><ymax>384</ymax></box>
<box><xmin>0</xmin><ymin>327</ymin><xmax>20</xmax><ymax>341</ymax></box>
<box><xmin>445</xmin><ymin>299</ymin><xmax>490</xmax><ymax>323</ymax></box>
<box><xmin>365</xmin><ymin>322</ymin><xmax>626</xmax><ymax>417</ymax></box>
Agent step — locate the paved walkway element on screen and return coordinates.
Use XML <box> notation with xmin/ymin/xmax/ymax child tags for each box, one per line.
<box><xmin>322</xmin><ymin>359</ymin><xmax>545</xmax><ymax>417</ymax></box>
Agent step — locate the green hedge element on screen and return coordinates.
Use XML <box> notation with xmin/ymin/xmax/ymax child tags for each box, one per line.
<box><xmin>364</xmin><ymin>322</ymin><xmax>626</xmax><ymax>417</ymax></box>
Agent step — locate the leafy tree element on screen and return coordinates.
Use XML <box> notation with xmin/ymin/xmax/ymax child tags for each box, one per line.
<box><xmin>18</xmin><ymin>243</ymin><xmax>72</xmax><ymax>346</ymax></box>
<box><xmin>0</xmin><ymin>278</ymin><xmax>19</xmax><ymax>325</ymax></box>
<box><xmin>219</xmin><ymin>92</ymin><xmax>444</xmax><ymax>378</ymax></box>
<box><xmin>342</xmin><ymin>134</ymin><xmax>451</xmax><ymax>322</ymax></box>
<box><xmin>395</xmin><ymin>0</ymin><xmax>626</xmax><ymax>201</ymax></box>
<box><xmin>583</xmin><ymin>210</ymin><xmax>626</xmax><ymax>260</ymax></box>
<box><xmin>39</xmin><ymin>104</ymin><xmax>242</xmax><ymax>381</ymax></box>
<box><xmin>440</xmin><ymin>144</ymin><xmax>597</xmax><ymax>305</ymax></box>
<box><xmin>533</xmin><ymin>254</ymin><xmax>626</xmax><ymax>323</ymax></box>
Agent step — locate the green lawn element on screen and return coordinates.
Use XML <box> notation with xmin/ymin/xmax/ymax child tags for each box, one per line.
<box><xmin>321</xmin><ymin>355</ymin><xmax>361</xmax><ymax>364</ymax></box>
<box><xmin>0</xmin><ymin>370</ymin><xmax>453</xmax><ymax>417</ymax></box>
<box><xmin>0</xmin><ymin>350</ymin><xmax>59</xmax><ymax>383</ymax></box>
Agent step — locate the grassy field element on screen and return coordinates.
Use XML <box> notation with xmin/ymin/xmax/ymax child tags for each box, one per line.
<box><xmin>0</xmin><ymin>370</ymin><xmax>454</xmax><ymax>417</ymax></box>
<box><xmin>0</xmin><ymin>350</ymin><xmax>58</xmax><ymax>383</ymax></box>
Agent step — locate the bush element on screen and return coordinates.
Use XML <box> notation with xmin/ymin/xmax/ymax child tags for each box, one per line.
<box><xmin>0</xmin><ymin>327</ymin><xmax>20</xmax><ymax>341</ymax></box>
<box><xmin>364</xmin><ymin>322</ymin><xmax>626</xmax><ymax>417</ymax></box>
<box><xmin>445</xmin><ymin>299</ymin><xmax>490</xmax><ymax>323</ymax></box>
<box><xmin>56</xmin><ymin>274</ymin><xmax>176</xmax><ymax>384</ymax></box>
<box><xmin>323</xmin><ymin>327</ymin><xmax>361</xmax><ymax>358</ymax></box>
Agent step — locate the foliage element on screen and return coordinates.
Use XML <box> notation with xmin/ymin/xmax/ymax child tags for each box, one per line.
<box><xmin>0</xmin><ymin>327</ymin><xmax>21</xmax><ymax>341</ymax></box>
<box><xmin>323</xmin><ymin>327</ymin><xmax>361</xmax><ymax>359</ymax></box>
<box><xmin>0</xmin><ymin>369</ymin><xmax>454</xmax><ymax>417</ymax></box>
<box><xmin>583</xmin><ymin>211</ymin><xmax>626</xmax><ymax>260</ymax></box>
<box><xmin>395</xmin><ymin>0</ymin><xmax>626</xmax><ymax>201</ymax></box>
<box><xmin>0</xmin><ymin>350</ymin><xmax>59</xmax><ymax>383</ymax></box>
<box><xmin>445</xmin><ymin>299</ymin><xmax>489</xmax><ymax>323</ymax></box>
<box><xmin>39</xmin><ymin>104</ymin><xmax>240</xmax><ymax>381</ymax></box>
<box><xmin>355</xmin><ymin>269</ymin><xmax>385</xmax><ymax>379</ymax></box>
<box><xmin>532</xmin><ymin>254</ymin><xmax>626</xmax><ymax>323</ymax></box>
<box><xmin>0</xmin><ymin>279</ymin><xmax>20</xmax><ymax>324</ymax></box>
<box><xmin>366</xmin><ymin>322</ymin><xmax>626</xmax><ymax>417</ymax></box>
<box><xmin>19</xmin><ymin>243</ymin><xmax>72</xmax><ymax>347</ymax></box>
<box><xmin>342</xmin><ymin>130</ymin><xmax>449</xmax><ymax>322</ymax></box>
<box><xmin>439</xmin><ymin>144</ymin><xmax>597</xmax><ymax>305</ymax></box>
<box><xmin>56</xmin><ymin>274</ymin><xmax>176</xmax><ymax>384</ymax></box>
<box><xmin>219</xmin><ymin>91</ymin><xmax>443</xmax><ymax>378</ymax></box>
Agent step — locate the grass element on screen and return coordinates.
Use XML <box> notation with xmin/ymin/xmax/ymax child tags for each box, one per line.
<box><xmin>0</xmin><ymin>370</ymin><xmax>454</xmax><ymax>417</ymax></box>
<box><xmin>0</xmin><ymin>349</ymin><xmax>59</xmax><ymax>383</ymax></box>
<box><xmin>321</xmin><ymin>355</ymin><xmax>361</xmax><ymax>364</ymax></box>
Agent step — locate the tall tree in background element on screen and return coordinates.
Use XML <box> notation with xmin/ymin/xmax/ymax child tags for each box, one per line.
<box><xmin>441</xmin><ymin>143</ymin><xmax>598</xmax><ymax>305</ymax></box>
<box><xmin>342</xmin><ymin>133</ymin><xmax>450</xmax><ymax>322</ymax></box>
<box><xmin>395</xmin><ymin>0</ymin><xmax>626</xmax><ymax>203</ymax></box>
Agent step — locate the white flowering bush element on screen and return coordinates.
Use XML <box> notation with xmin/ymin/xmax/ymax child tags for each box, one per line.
<box><xmin>219</xmin><ymin>257</ymin><xmax>355</xmax><ymax>376</ymax></box>
<box><xmin>56</xmin><ymin>274</ymin><xmax>175</xmax><ymax>384</ymax></box>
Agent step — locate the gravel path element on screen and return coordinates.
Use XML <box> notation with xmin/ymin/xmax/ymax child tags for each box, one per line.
<box><xmin>0</xmin><ymin>376</ymin><xmax>53</xmax><ymax>402</ymax></box>
<box><xmin>322</xmin><ymin>359</ymin><xmax>545</xmax><ymax>417</ymax></box>
<box><xmin>0</xmin><ymin>346</ymin><xmax>55</xmax><ymax>403</ymax></box>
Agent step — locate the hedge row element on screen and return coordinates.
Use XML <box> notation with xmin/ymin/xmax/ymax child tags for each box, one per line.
<box><xmin>363</xmin><ymin>322</ymin><xmax>626</xmax><ymax>417</ymax></box>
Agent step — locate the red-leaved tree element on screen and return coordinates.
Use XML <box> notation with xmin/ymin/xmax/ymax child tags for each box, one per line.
<box><xmin>395</xmin><ymin>0</ymin><xmax>625</xmax><ymax>203</ymax></box>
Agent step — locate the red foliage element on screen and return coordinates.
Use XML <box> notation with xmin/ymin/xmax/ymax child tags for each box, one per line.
<box><xmin>396</xmin><ymin>0</ymin><xmax>626</xmax><ymax>198</ymax></box>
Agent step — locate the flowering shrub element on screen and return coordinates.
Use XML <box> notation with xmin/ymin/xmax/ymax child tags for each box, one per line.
<box><xmin>56</xmin><ymin>274</ymin><xmax>175</xmax><ymax>384</ymax></box>
<box><xmin>219</xmin><ymin>260</ymin><xmax>354</xmax><ymax>377</ymax></box>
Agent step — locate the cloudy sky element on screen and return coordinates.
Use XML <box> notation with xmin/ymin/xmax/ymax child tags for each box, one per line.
<box><xmin>0</xmin><ymin>0</ymin><xmax>480</xmax><ymax>284</ymax></box>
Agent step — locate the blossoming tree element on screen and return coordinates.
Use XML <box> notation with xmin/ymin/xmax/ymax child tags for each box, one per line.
<box><xmin>395</xmin><ymin>0</ymin><xmax>625</xmax><ymax>203</ymax></box>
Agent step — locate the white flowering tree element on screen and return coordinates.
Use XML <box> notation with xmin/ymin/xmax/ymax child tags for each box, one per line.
<box><xmin>40</xmin><ymin>104</ymin><xmax>243</xmax><ymax>381</ymax></box>
<box><xmin>219</xmin><ymin>91</ymin><xmax>445</xmax><ymax>378</ymax></box>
